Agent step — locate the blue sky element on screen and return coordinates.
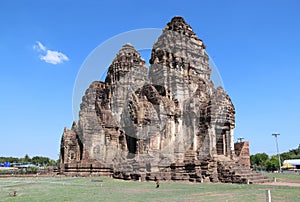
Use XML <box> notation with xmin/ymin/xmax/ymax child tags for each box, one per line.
<box><xmin>1</xmin><ymin>0</ymin><xmax>299</xmax><ymax>160</ymax></box>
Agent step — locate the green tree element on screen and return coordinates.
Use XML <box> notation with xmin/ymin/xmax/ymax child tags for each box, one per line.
<box><xmin>250</xmin><ymin>153</ymin><xmax>269</xmax><ymax>170</ymax></box>
<box><xmin>0</xmin><ymin>155</ymin><xmax>57</xmax><ymax>167</ymax></box>
<box><xmin>265</xmin><ymin>156</ymin><xmax>279</xmax><ymax>172</ymax></box>
<box><xmin>49</xmin><ymin>159</ymin><xmax>57</xmax><ymax>166</ymax></box>
<box><xmin>24</xmin><ymin>154</ymin><xmax>31</xmax><ymax>163</ymax></box>
<box><xmin>31</xmin><ymin>156</ymin><xmax>52</xmax><ymax>166</ymax></box>
<box><xmin>279</xmin><ymin>144</ymin><xmax>300</xmax><ymax>162</ymax></box>
<box><xmin>0</xmin><ymin>157</ymin><xmax>19</xmax><ymax>163</ymax></box>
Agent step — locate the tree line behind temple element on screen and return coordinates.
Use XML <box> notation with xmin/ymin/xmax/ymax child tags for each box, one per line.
<box><xmin>250</xmin><ymin>144</ymin><xmax>300</xmax><ymax>171</ymax></box>
<box><xmin>0</xmin><ymin>154</ymin><xmax>57</xmax><ymax>167</ymax></box>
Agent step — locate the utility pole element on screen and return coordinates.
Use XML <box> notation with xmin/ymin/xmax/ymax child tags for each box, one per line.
<box><xmin>272</xmin><ymin>133</ymin><xmax>282</xmax><ymax>173</ymax></box>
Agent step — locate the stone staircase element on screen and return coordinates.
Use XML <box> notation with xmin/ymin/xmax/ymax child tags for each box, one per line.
<box><xmin>183</xmin><ymin>149</ymin><xmax>197</xmax><ymax>163</ymax></box>
<box><xmin>112</xmin><ymin>151</ymin><xmax>271</xmax><ymax>184</ymax></box>
<box><xmin>217</xmin><ymin>160</ymin><xmax>271</xmax><ymax>184</ymax></box>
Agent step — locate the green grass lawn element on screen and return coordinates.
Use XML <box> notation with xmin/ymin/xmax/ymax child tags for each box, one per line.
<box><xmin>0</xmin><ymin>174</ymin><xmax>299</xmax><ymax>202</ymax></box>
<box><xmin>266</xmin><ymin>172</ymin><xmax>300</xmax><ymax>183</ymax></box>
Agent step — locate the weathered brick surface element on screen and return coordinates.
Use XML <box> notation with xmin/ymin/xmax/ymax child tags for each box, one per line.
<box><xmin>234</xmin><ymin>142</ymin><xmax>250</xmax><ymax>167</ymax></box>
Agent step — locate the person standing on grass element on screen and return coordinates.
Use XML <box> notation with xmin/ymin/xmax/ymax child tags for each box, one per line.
<box><xmin>156</xmin><ymin>179</ymin><xmax>160</xmax><ymax>188</ymax></box>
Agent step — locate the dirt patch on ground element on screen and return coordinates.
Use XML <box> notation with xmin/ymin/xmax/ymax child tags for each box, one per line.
<box><xmin>262</xmin><ymin>182</ymin><xmax>300</xmax><ymax>187</ymax></box>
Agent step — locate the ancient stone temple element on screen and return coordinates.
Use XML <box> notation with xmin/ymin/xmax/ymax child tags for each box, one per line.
<box><xmin>59</xmin><ymin>17</ymin><xmax>269</xmax><ymax>183</ymax></box>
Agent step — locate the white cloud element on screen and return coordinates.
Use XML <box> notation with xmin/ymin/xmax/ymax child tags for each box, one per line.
<box><xmin>33</xmin><ymin>41</ymin><xmax>69</xmax><ymax>65</ymax></box>
<box><xmin>40</xmin><ymin>50</ymin><xmax>69</xmax><ymax>65</ymax></box>
<box><xmin>33</xmin><ymin>41</ymin><xmax>46</xmax><ymax>52</ymax></box>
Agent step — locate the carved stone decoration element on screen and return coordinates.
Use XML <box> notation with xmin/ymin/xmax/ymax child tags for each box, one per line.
<box><xmin>59</xmin><ymin>17</ymin><xmax>270</xmax><ymax>184</ymax></box>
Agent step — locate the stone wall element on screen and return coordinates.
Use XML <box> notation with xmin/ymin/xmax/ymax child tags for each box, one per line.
<box><xmin>234</xmin><ymin>141</ymin><xmax>250</xmax><ymax>167</ymax></box>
